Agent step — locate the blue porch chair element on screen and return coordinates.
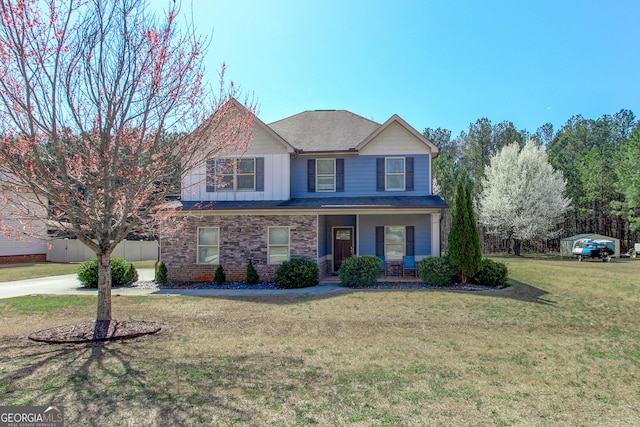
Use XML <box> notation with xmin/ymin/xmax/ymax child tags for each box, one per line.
<box><xmin>377</xmin><ymin>256</ymin><xmax>386</xmax><ymax>276</ymax></box>
<box><xmin>403</xmin><ymin>255</ymin><xmax>416</xmax><ymax>277</ymax></box>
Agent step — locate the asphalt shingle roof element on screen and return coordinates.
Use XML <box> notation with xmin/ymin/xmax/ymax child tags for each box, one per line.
<box><xmin>180</xmin><ymin>196</ymin><xmax>448</xmax><ymax>211</ymax></box>
<box><xmin>269</xmin><ymin>110</ymin><xmax>381</xmax><ymax>152</ymax></box>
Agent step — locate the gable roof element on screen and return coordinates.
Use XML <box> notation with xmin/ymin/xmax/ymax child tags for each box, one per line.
<box><xmin>195</xmin><ymin>98</ymin><xmax>296</xmax><ymax>153</ymax></box>
<box><xmin>229</xmin><ymin>99</ymin><xmax>296</xmax><ymax>153</ymax></box>
<box><xmin>268</xmin><ymin>109</ymin><xmax>438</xmax><ymax>157</ymax></box>
<box><xmin>269</xmin><ymin>110</ymin><xmax>380</xmax><ymax>152</ymax></box>
<box><xmin>356</xmin><ymin>114</ymin><xmax>439</xmax><ymax>156</ymax></box>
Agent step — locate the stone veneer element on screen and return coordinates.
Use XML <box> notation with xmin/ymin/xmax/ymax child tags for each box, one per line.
<box><xmin>161</xmin><ymin>214</ymin><xmax>318</xmax><ymax>282</ymax></box>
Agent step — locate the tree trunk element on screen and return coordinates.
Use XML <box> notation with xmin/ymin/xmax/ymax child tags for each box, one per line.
<box><xmin>96</xmin><ymin>252</ymin><xmax>112</xmax><ymax>322</ymax></box>
<box><xmin>514</xmin><ymin>239</ymin><xmax>522</xmax><ymax>256</ymax></box>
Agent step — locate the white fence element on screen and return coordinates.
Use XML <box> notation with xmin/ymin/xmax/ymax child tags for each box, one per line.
<box><xmin>47</xmin><ymin>239</ymin><xmax>158</xmax><ymax>263</ymax></box>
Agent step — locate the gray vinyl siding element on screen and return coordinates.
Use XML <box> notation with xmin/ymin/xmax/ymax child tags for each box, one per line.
<box><xmin>291</xmin><ymin>155</ymin><xmax>430</xmax><ymax>198</ymax></box>
<box><xmin>358</xmin><ymin>214</ymin><xmax>431</xmax><ymax>257</ymax></box>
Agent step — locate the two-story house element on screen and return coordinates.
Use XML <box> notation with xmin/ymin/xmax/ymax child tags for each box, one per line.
<box><xmin>161</xmin><ymin>102</ymin><xmax>447</xmax><ymax>282</ymax></box>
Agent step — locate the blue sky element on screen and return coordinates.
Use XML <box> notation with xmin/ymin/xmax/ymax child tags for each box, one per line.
<box><xmin>154</xmin><ymin>0</ymin><xmax>640</xmax><ymax>137</ymax></box>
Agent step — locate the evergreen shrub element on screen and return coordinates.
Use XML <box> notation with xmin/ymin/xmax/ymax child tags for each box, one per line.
<box><xmin>274</xmin><ymin>258</ymin><xmax>319</xmax><ymax>289</ymax></box>
<box><xmin>155</xmin><ymin>262</ymin><xmax>168</xmax><ymax>284</ymax></box>
<box><xmin>338</xmin><ymin>256</ymin><xmax>381</xmax><ymax>287</ymax></box>
<box><xmin>474</xmin><ymin>258</ymin><xmax>508</xmax><ymax>287</ymax></box>
<box><xmin>246</xmin><ymin>259</ymin><xmax>259</xmax><ymax>285</ymax></box>
<box><xmin>418</xmin><ymin>256</ymin><xmax>453</xmax><ymax>286</ymax></box>
<box><xmin>78</xmin><ymin>257</ymin><xmax>138</xmax><ymax>288</ymax></box>
<box><xmin>214</xmin><ymin>264</ymin><xmax>226</xmax><ymax>285</ymax></box>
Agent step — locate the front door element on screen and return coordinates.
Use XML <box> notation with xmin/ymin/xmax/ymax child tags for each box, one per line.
<box><xmin>333</xmin><ymin>227</ymin><xmax>353</xmax><ymax>272</ymax></box>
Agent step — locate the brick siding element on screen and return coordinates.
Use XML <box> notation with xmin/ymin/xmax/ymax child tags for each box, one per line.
<box><xmin>161</xmin><ymin>214</ymin><xmax>318</xmax><ymax>282</ymax></box>
<box><xmin>0</xmin><ymin>254</ymin><xmax>46</xmax><ymax>265</ymax></box>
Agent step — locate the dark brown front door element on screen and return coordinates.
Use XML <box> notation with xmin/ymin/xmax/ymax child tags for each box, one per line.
<box><xmin>333</xmin><ymin>227</ymin><xmax>353</xmax><ymax>272</ymax></box>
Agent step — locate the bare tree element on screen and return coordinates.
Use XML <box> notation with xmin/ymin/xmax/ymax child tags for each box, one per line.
<box><xmin>0</xmin><ymin>0</ymin><xmax>255</xmax><ymax>325</ymax></box>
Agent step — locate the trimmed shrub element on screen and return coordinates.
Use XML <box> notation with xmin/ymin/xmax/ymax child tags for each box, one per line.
<box><xmin>474</xmin><ymin>258</ymin><xmax>508</xmax><ymax>287</ymax></box>
<box><xmin>77</xmin><ymin>257</ymin><xmax>138</xmax><ymax>288</ymax></box>
<box><xmin>246</xmin><ymin>259</ymin><xmax>259</xmax><ymax>285</ymax></box>
<box><xmin>274</xmin><ymin>258</ymin><xmax>319</xmax><ymax>289</ymax></box>
<box><xmin>155</xmin><ymin>262</ymin><xmax>168</xmax><ymax>284</ymax></box>
<box><xmin>338</xmin><ymin>255</ymin><xmax>382</xmax><ymax>287</ymax></box>
<box><xmin>418</xmin><ymin>256</ymin><xmax>453</xmax><ymax>286</ymax></box>
<box><xmin>214</xmin><ymin>264</ymin><xmax>226</xmax><ymax>285</ymax></box>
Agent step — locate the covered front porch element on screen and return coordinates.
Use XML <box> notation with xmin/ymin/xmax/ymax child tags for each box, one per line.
<box><xmin>316</xmin><ymin>210</ymin><xmax>441</xmax><ymax>278</ymax></box>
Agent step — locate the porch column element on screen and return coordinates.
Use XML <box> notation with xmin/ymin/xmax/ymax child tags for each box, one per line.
<box><xmin>431</xmin><ymin>212</ymin><xmax>441</xmax><ymax>257</ymax></box>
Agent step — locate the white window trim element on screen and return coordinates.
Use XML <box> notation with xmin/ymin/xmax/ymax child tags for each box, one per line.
<box><xmin>384</xmin><ymin>225</ymin><xmax>405</xmax><ymax>260</ymax></box>
<box><xmin>197</xmin><ymin>226</ymin><xmax>220</xmax><ymax>265</ymax></box>
<box><xmin>268</xmin><ymin>226</ymin><xmax>290</xmax><ymax>265</ymax></box>
<box><xmin>385</xmin><ymin>157</ymin><xmax>405</xmax><ymax>191</ymax></box>
<box><xmin>216</xmin><ymin>157</ymin><xmax>256</xmax><ymax>192</ymax></box>
<box><xmin>316</xmin><ymin>158</ymin><xmax>336</xmax><ymax>192</ymax></box>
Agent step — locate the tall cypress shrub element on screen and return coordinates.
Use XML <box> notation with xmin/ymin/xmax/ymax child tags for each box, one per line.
<box><xmin>448</xmin><ymin>179</ymin><xmax>482</xmax><ymax>284</ymax></box>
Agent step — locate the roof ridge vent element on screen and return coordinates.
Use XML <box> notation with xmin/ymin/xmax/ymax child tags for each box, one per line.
<box><xmin>314</xmin><ymin>109</ymin><xmax>337</xmax><ymax>112</ymax></box>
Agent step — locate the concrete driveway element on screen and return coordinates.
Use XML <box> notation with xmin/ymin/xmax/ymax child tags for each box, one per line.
<box><xmin>0</xmin><ymin>269</ymin><xmax>156</xmax><ymax>299</ymax></box>
<box><xmin>0</xmin><ymin>269</ymin><xmax>345</xmax><ymax>299</ymax></box>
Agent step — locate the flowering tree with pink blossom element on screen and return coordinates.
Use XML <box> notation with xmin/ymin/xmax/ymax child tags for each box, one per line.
<box><xmin>0</xmin><ymin>0</ymin><xmax>255</xmax><ymax>325</ymax></box>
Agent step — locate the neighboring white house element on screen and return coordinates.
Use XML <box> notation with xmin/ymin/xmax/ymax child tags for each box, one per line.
<box><xmin>0</xmin><ymin>189</ymin><xmax>48</xmax><ymax>264</ymax></box>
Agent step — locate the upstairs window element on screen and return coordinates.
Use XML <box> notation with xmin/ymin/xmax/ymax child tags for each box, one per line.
<box><xmin>236</xmin><ymin>158</ymin><xmax>256</xmax><ymax>191</ymax></box>
<box><xmin>308</xmin><ymin>158</ymin><xmax>344</xmax><ymax>192</ymax></box>
<box><xmin>385</xmin><ymin>157</ymin><xmax>405</xmax><ymax>191</ymax></box>
<box><xmin>215</xmin><ymin>159</ymin><xmax>235</xmax><ymax>191</ymax></box>
<box><xmin>207</xmin><ymin>158</ymin><xmax>256</xmax><ymax>192</ymax></box>
<box><xmin>316</xmin><ymin>159</ymin><xmax>336</xmax><ymax>192</ymax></box>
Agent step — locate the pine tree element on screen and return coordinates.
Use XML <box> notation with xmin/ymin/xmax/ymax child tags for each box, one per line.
<box><xmin>448</xmin><ymin>178</ymin><xmax>482</xmax><ymax>284</ymax></box>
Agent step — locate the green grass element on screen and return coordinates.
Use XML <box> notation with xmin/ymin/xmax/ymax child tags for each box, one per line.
<box><xmin>0</xmin><ymin>257</ymin><xmax>638</xmax><ymax>425</ymax></box>
<box><xmin>2</xmin><ymin>295</ymin><xmax>89</xmax><ymax>312</ymax></box>
<box><xmin>0</xmin><ymin>260</ymin><xmax>156</xmax><ymax>282</ymax></box>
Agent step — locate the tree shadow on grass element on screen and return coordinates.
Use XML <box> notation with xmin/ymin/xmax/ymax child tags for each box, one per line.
<box><xmin>204</xmin><ymin>281</ymin><xmax>558</xmax><ymax>306</ymax></box>
<box><xmin>0</xmin><ymin>334</ymin><xmax>323</xmax><ymax>426</ymax></box>
<box><xmin>476</xmin><ymin>280</ymin><xmax>556</xmax><ymax>305</ymax></box>
<box><xmin>174</xmin><ymin>290</ymin><xmax>351</xmax><ymax>306</ymax></box>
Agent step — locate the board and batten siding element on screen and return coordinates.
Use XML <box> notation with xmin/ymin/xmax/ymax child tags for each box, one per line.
<box><xmin>182</xmin><ymin>153</ymin><xmax>290</xmax><ymax>201</ymax></box>
<box><xmin>181</xmin><ymin>124</ymin><xmax>292</xmax><ymax>201</ymax></box>
<box><xmin>291</xmin><ymin>154</ymin><xmax>431</xmax><ymax>198</ymax></box>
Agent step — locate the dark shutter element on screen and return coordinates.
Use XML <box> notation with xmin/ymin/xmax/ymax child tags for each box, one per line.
<box><xmin>376</xmin><ymin>158</ymin><xmax>385</xmax><ymax>191</ymax></box>
<box><xmin>336</xmin><ymin>158</ymin><xmax>344</xmax><ymax>192</ymax></box>
<box><xmin>255</xmin><ymin>157</ymin><xmax>264</xmax><ymax>191</ymax></box>
<box><xmin>206</xmin><ymin>160</ymin><xmax>216</xmax><ymax>192</ymax></box>
<box><xmin>406</xmin><ymin>226</ymin><xmax>415</xmax><ymax>256</ymax></box>
<box><xmin>376</xmin><ymin>226</ymin><xmax>385</xmax><ymax>257</ymax></box>
<box><xmin>405</xmin><ymin>157</ymin><xmax>414</xmax><ymax>191</ymax></box>
<box><xmin>307</xmin><ymin>159</ymin><xmax>316</xmax><ymax>192</ymax></box>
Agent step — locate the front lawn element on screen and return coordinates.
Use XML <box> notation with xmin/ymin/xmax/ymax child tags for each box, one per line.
<box><xmin>0</xmin><ymin>257</ymin><xmax>638</xmax><ymax>426</ymax></box>
<box><xmin>0</xmin><ymin>260</ymin><xmax>156</xmax><ymax>282</ymax></box>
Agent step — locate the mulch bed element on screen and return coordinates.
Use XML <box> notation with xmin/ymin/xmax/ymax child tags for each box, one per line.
<box><xmin>345</xmin><ymin>281</ymin><xmax>506</xmax><ymax>291</ymax></box>
<box><xmin>28</xmin><ymin>320</ymin><xmax>161</xmax><ymax>344</ymax></box>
